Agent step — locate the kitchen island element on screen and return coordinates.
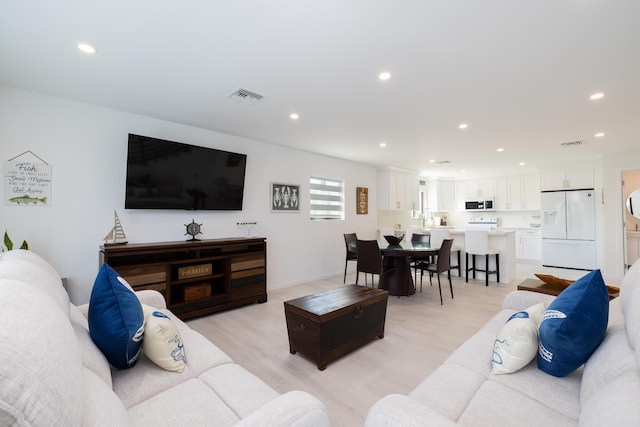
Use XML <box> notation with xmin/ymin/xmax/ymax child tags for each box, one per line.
<box><xmin>417</xmin><ymin>228</ymin><xmax>516</xmax><ymax>284</ymax></box>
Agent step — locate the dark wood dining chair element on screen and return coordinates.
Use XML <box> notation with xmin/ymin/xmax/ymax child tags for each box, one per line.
<box><xmin>343</xmin><ymin>233</ymin><xmax>358</xmax><ymax>283</ymax></box>
<box><xmin>419</xmin><ymin>239</ymin><xmax>453</xmax><ymax>305</ymax></box>
<box><xmin>424</xmin><ymin>239</ymin><xmax>454</xmax><ymax>305</ymax></box>
<box><xmin>355</xmin><ymin>239</ymin><xmax>395</xmax><ymax>288</ymax></box>
<box><xmin>409</xmin><ymin>233</ymin><xmax>431</xmax><ymax>284</ymax></box>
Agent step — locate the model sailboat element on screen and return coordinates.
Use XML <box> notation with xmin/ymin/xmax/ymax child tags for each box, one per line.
<box><xmin>103</xmin><ymin>211</ymin><xmax>128</xmax><ymax>245</ymax></box>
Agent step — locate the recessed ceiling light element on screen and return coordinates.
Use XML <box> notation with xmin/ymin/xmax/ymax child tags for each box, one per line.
<box><xmin>379</xmin><ymin>142</ymin><xmax>387</xmax><ymax>147</ymax></box>
<box><xmin>378</xmin><ymin>72</ymin><xmax>391</xmax><ymax>81</ymax></box>
<box><xmin>458</xmin><ymin>123</ymin><xmax>468</xmax><ymax>129</ymax></box>
<box><xmin>497</xmin><ymin>148</ymin><xmax>504</xmax><ymax>152</ymax></box>
<box><xmin>519</xmin><ymin>162</ymin><xmax>526</xmax><ymax>166</ymax></box>
<box><xmin>77</xmin><ymin>43</ymin><xmax>96</xmax><ymax>54</ymax></box>
<box><xmin>594</xmin><ymin>132</ymin><xmax>605</xmax><ymax>137</ymax></box>
<box><xmin>590</xmin><ymin>92</ymin><xmax>604</xmax><ymax>100</ymax></box>
<box><xmin>289</xmin><ymin>113</ymin><xmax>299</xmax><ymax>120</ymax></box>
<box><xmin>429</xmin><ymin>159</ymin><xmax>436</xmax><ymax>163</ymax></box>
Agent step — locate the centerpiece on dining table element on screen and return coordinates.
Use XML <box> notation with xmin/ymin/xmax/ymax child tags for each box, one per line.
<box><xmin>383</xmin><ymin>234</ymin><xmax>404</xmax><ymax>246</ymax></box>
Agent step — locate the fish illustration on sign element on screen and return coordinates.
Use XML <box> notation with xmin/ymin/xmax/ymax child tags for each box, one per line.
<box><xmin>9</xmin><ymin>195</ymin><xmax>47</xmax><ymax>205</ymax></box>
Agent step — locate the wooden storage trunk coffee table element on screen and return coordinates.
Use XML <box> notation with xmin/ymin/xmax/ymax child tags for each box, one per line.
<box><xmin>284</xmin><ymin>285</ymin><xmax>389</xmax><ymax>370</ymax></box>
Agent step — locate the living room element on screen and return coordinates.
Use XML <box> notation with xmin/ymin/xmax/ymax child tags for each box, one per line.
<box><xmin>2</xmin><ymin>2</ymin><xmax>640</xmax><ymax>426</ymax></box>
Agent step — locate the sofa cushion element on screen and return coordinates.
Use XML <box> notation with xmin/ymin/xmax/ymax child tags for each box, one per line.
<box><xmin>492</xmin><ymin>302</ymin><xmax>545</xmax><ymax>374</ymax></box>
<box><xmin>70</xmin><ymin>305</ymin><xmax>113</xmax><ymax>388</ymax></box>
<box><xmin>580</xmin><ymin>298</ymin><xmax>640</xmax><ymax>426</ymax></box>
<box><xmin>621</xmin><ymin>258</ymin><xmax>640</xmax><ymax>361</ymax></box>
<box><xmin>88</xmin><ymin>264</ymin><xmax>145</xmax><ymax>369</ymax></box>
<box><xmin>0</xmin><ymin>279</ymin><xmax>83</xmax><ymax>426</ymax></box>
<box><xmin>142</xmin><ymin>304</ymin><xmax>186</xmax><ymax>373</ymax></box>
<box><xmin>457</xmin><ymin>380</ymin><xmax>577</xmax><ymax>426</ymax></box>
<box><xmin>127</xmin><ymin>379</ymin><xmax>240</xmax><ymax>427</ymax></box>
<box><xmin>82</xmin><ymin>368</ymin><xmax>132</xmax><ymax>427</ymax></box>
<box><xmin>537</xmin><ymin>269</ymin><xmax>609</xmax><ymax>377</ymax></box>
<box><xmin>0</xmin><ymin>249</ymin><xmax>69</xmax><ymax>316</ymax></box>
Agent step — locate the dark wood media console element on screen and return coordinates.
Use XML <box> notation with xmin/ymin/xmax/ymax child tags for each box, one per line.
<box><xmin>100</xmin><ymin>238</ymin><xmax>267</xmax><ymax>320</ymax></box>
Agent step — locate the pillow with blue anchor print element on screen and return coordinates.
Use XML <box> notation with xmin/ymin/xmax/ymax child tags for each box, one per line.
<box><xmin>142</xmin><ymin>304</ymin><xmax>186</xmax><ymax>373</ymax></box>
<box><xmin>492</xmin><ymin>302</ymin><xmax>545</xmax><ymax>374</ymax></box>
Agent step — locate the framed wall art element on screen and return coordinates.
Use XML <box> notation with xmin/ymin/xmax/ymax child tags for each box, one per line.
<box><xmin>356</xmin><ymin>186</ymin><xmax>368</xmax><ymax>214</ymax></box>
<box><xmin>271</xmin><ymin>182</ymin><xmax>300</xmax><ymax>212</ymax></box>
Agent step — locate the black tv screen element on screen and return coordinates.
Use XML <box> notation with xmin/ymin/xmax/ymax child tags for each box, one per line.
<box><xmin>125</xmin><ymin>134</ymin><xmax>247</xmax><ymax>210</ymax></box>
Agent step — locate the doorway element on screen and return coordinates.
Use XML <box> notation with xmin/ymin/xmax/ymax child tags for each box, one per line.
<box><xmin>622</xmin><ymin>170</ymin><xmax>640</xmax><ymax>270</ymax></box>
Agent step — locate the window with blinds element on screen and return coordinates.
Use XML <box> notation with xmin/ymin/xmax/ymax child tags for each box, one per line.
<box><xmin>310</xmin><ymin>176</ymin><xmax>344</xmax><ymax>220</ymax></box>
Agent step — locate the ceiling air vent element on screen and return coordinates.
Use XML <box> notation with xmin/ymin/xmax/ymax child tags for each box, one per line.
<box><xmin>433</xmin><ymin>160</ymin><xmax>452</xmax><ymax>164</ymax></box>
<box><xmin>560</xmin><ymin>140</ymin><xmax>583</xmax><ymax>147</ymax></box>
<box><xmin>228</xmin><ymin>88</ymin><xmax>264</xmax><ymax>104</ymax></box>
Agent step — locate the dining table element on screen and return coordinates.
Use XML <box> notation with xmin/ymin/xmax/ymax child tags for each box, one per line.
<box><xmin>378</xmin><ymin>240</ymin><xmax>440</xmax><ymax>297</ymax></box>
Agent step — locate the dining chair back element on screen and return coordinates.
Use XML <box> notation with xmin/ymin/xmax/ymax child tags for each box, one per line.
<box><xmin>409</xmin><ymin>233</ymin><xmax>431</xmax><ymax>283</ymax></box>
<box><xmin>355</xmin><ymin>239</ymin><xmax>392</xmax><ymax>288</ymax></box>
<box><xmin>343</xmin><ymin>233</ymin><xmax>358</xmax><ymax>283</ymax></box>
<box><xmin>429</xmin><ymin>228</ymin><xmax>461</xmax><ymax>276</ymax></box>
<box><xmin>464</xmin><ymin>230</ymin><xmax>500</xmax><ymax>286</ymax></box>
<box><xmin>405</xmin><ymin>227</ymin><xmax>423</xmax><ymax>244</ymax></box>
<box><xmin>426</xmin><ymin>238</ymin><xmax>454</xmax><ymax>304</ymax></box>
<box><xmin>410</xmin><ymin>233</ymin><xmax>430</xmax><ymax>246</ymax></box>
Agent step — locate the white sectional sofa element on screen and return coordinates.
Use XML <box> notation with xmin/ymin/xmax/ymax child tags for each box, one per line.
<box><xmin>0</xmin><ymin>250</ymin><xmax>330</xmax><ymax>427</ymax></box>
<box><xmin>365</xmin><ymin>261</ymin><xmax>640</xmax><ymax>426</ymax></box>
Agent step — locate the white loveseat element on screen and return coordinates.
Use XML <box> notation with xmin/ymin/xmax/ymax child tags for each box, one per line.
<box><xmin>0</xmin><ymin>250</ymin><xmax>330</xmax><ymax>427</ymax></box>
<box><xmin>365</xmin><ymin>260</ymin><xmax>640</xmax><ymax>426</ymax></box>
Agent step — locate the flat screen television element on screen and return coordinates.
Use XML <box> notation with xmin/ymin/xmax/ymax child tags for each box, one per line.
<box><xmin>125</xmin><ymin>134</ymin><xmax>247</xmax><ymax>210</ymax></box>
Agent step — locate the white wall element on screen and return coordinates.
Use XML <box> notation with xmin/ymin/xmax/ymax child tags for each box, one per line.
<box><xmin>0</xmin><ymin>86</ymin><xmax>378</xmax><ymax>304</ymax></box>
<box><xmin>603</xmin><ymin>150</ymin><xmax>640</xmax><ymax>280</ymax></box>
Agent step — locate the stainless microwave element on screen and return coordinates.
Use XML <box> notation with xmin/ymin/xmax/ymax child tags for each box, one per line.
<box><xmin>465</xmin><ymin>199</ymin><xmax>494</xmax><ymax>211</ymax></box>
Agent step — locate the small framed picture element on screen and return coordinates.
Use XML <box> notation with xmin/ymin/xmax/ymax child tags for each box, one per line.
<box><xmin>356</xmin><ymin>187</ymin><xmax>368</xmax><ymax>214</ymax></box>
<box><xmin>271</xmin><ymin>182</ymin><xmax>300</xmax><ymax>212</ymax></box>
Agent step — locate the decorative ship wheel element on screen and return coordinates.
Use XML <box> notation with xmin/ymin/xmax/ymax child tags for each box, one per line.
<box><xmin>184</xmin><ymin>219</ymin><xmax>203</xmax><ymax>241</ymax></box>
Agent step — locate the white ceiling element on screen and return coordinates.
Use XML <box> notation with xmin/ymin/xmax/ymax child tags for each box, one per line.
<box><xmin>1</xmin><ymin>0</ymin><xmax>639</xmax><ymax>178</ymax></box>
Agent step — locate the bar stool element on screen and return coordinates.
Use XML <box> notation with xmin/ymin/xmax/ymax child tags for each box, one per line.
<box><xmin>465</xmin><ymin>230</ymin><xmax>500</xmax><ymax>286</ymax></box>
<box><xmin>429</xmin><ymin>229</ymin><xmax>462</xmax><ymax>276</ymax></box>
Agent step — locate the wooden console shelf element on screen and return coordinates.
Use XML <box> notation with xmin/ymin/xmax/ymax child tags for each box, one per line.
<box><xmin>100</xmin><ymin>237</ymin><xmax>267</xmax><ymax>320</ymax></box>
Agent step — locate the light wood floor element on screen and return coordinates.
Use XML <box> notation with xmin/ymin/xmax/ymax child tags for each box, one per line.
<box><xmin>186</xmin><ymin>264</ymin><xmax>605</xmax><ymax>426</ymax></box>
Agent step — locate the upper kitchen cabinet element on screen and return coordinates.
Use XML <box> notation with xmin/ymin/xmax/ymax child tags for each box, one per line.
<box><xmin>378</xmin><ymin>169</ymin><xmax>419</xmax><ymax>211</ymax></box>
<box><xmin>427</xmin><ymin>179</ymin><xmax>456</xmax><ymax>212</ymax></box>
<box><xmin>463</xmin><ymin>178</ymin><xmax>496</xmax><ymax>200</ymax></box>
<box><xmin>540</xmin><ymin>167</ymin><xmax>594</xmax><ymax>191</ymax></box>
<box><xmin>495</xmin><ymin>174</ymin><xmax>540</xmax><ymax>211</ymax></box>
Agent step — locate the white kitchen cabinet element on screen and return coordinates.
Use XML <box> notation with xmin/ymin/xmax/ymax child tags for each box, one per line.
<box><xmin>378</xmin><ymin>169</ymin><xmax>419</xmax><ymax>211</ymax></box>
<box><xmin>461</xmin><ymin>178</ymin><xmax>495</xmax><ymax>200</ymax></box>
<box><xmin>494</xmin><ymin>174</ymin><xmax>540</xmax><ymax>211</ymax></box>
<box><xmin>627</xmin><ymin>234</ymin><xmax>640</xmax><ymax>267</ymax></box>
<box><xmin>517</xmin><ymin>229</ymin><xmax>542</xmax><ymax>261</ymax></box>
<box><xmin>540</xmin><ymin>167</ymin><xmax>594</xmax><ymax>191</ymax></box>
<box><xmin>427</xmin><ymin>179</ymin><xmax>456</xmax><ymax>212</ymax></box>
<box><xmin>521</xmin><ymin>173</ymin><xmax>541</xmax><ymax>210</ymax></box>
<box><xmin>455</xmin><ymin>180</ymin><xmax>467</xmax><ymax>211</ymax></box>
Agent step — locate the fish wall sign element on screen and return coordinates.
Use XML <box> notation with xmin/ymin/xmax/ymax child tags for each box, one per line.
<box><xmin>4</xmin><ymin>160</ymin><xmax>52</xmax><ymax>206</ymax></box>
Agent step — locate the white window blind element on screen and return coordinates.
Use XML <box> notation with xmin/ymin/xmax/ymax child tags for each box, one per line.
<box><xmin>310</xmin><ymin>176</ymin><xmax>344</xmax><ymax>220</ymax></box>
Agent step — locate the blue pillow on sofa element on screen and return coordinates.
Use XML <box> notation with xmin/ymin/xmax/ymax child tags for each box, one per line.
<box><xmin>88</xmin><ymin>264</ymin><xmax>144</xmax><ymax>369</ymax></box>
<box><xmin>537</xmin><ymin>269</ymin><xmax>609</xmax><ymax>377</ymax></box>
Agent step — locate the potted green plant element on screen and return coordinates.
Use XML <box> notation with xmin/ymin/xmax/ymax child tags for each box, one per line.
<box><xmin>2</xmin><ymin>231</ymin><xmax>29</xmax><ymax>251</ymax></box>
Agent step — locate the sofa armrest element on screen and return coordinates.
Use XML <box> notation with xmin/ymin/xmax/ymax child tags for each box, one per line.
<box><xmin>135</xmin><ymin>290</ymin><xmax>167</xmax><ymax>309</ymax></box>
<box><xmin>234</xmin><ymin>391</ymin><xmax>330</xmax><ymax>427</ymax></box>
<box><xmin>501</xmin><ymin>290</ymin><xmax>555</xmax><ymax>311</ymax></box>
<box><xmin>364</xmin><ymin>394</ymin><xmax>458</xmax><ymax>427</ymax></box>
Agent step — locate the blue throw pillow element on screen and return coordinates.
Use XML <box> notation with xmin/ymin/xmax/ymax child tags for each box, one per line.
<box><xmin>88</xmin><ymin>264</ymin><xmax>144</xmax><ymax>369</ymax></box>
<box><xmin>537</xmin><ymin>269</ymin><xmax>609</xmax><ymax>377</ymax></box>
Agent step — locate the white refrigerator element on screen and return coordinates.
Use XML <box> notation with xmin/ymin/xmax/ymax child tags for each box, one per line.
<box><xmin>541</xmin><ymin>190</ymin><xmax>596</xmax><ymax>270</ymax></box>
